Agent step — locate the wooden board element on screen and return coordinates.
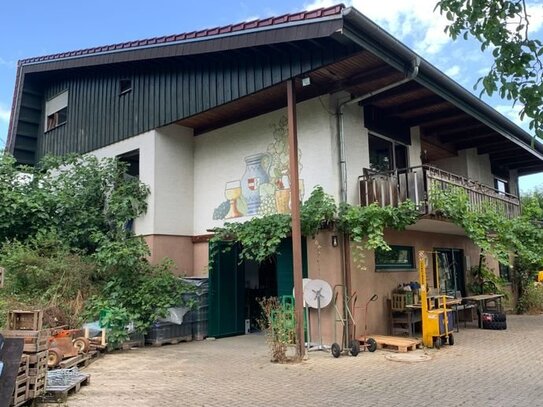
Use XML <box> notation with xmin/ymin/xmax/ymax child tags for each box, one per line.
<box><xmin>1</xmin><ymin>330</ymin><xmax>49</xmax><ymax>353</ymax></box>
<box><xmin>360</xmin><ymin>335</ymin><xmax>422</xmax><ymax>353</ymax></box>
<box><xmin>0</xmin><ymin>338</ymin><xmax>24</xmax><ymax>407</ymax></box>
<box><xmin>56</xmin><ymin>353</ymin><xmax>91</xmax><ymax>370</ymax></box>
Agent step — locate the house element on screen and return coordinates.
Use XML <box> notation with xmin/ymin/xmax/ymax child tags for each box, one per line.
<box><xmin>7</xmin><ymin>4</ymin><xmax>543</xmax><ymax>341</ymax></box>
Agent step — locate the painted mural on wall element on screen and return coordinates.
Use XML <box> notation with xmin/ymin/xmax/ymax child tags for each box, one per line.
<box><xmin>213</xmin><ymin>116</ymin><xmax>304</xmax><ymax>220</ymax></box>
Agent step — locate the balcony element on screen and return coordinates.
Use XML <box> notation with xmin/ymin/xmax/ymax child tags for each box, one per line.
<box><xmin>358</xmin><ymin>165</ymin><xmax>520</xmax><ymax>219</ymax></box>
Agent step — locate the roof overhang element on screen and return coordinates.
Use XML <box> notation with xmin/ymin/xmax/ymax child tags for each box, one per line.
<box><xmin>6</xmin><ymin>4</ymin><xmax>543</xmax><ymax>175</ymax></box>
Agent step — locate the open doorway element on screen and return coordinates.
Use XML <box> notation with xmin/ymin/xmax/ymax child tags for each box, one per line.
<box><xmin>244</xmin><ymin>258</ymin><xmax>277</xmax><ymax>332</ymax></box>
<box><xmin>209</xmin><ymin>238</ymin><xmax>307</xmax><ymax>338</ymax></box>
<box><xmin>434</xmin><ymin>248</ymin><xmax>466</xmax><ymax>297</ymax></box>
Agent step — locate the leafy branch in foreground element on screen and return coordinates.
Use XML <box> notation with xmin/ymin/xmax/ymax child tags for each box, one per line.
<box><xmin>436</xmin><ymin>0</ymin><xmax>543</xmax><ymax>140</ymax></box>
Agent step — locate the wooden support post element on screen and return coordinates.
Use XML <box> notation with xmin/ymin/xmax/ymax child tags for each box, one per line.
<box><xmin>286</xmin><ymin>79</ymin><xmax>305</xmax><ymax>360</ymax></box>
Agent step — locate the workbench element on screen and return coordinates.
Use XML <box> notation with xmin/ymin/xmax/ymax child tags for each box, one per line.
<box><xmin>463</xmin><ymin>294</ymin><xmax>504</xmax><ymax>328</ymax></box>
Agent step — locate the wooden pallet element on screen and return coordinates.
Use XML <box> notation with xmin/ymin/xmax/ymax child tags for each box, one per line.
<box><xmin>28</xmin><ymin>350</ymin><xmax>48</xmax><ymax>376</ymax></box>
<box><xmin>57</xmin><ymin>353</ymin><xmax>91</xmax><ymax>370</ymax></box>
<box><xmin>17</xmin><ymin>354</ymin><xmax>29</xmax><ymax>380</ymax></box>
<box><xmin>28</xmin><ymin>374</ymin><xmax>47</xmax><ymax>399</ymax></box>
<box><xmin>1</xmin><ymin>329</ymin><xmax>49</xmax><ymax>353</ymax></box>
<box><xmin>40</xmin><ymin>374</ymin><xmax>91</xmax><ymax>403</ymax></box>
<box><xmin>8</xmin><ymin>310</ymin><xmax>43</xmax><ymax>331</ymax></box>
<box><xmin>361</xmin><ymin>335</ymin><xmax>422</xmax><ymax>353</ymax></box>
<box><xmin>146</xmin><ymin>335</ymin><xmax>192</xmax><ymax>347</ymax></box>
<box><xmin>10</xmin><ymin>377</ymin><xmax>28</xmax><ymax>407</ymax></box>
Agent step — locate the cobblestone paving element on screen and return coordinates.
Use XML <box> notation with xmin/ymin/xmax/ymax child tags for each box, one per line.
<box><xmin>66</xmin><ymin>315</ymin><xmax>543</xmax><ymax>407</ymax></box>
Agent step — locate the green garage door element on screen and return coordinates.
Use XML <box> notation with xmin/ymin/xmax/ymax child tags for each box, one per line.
<box><xmin>208</xmin><ymin>243</ymin><xmax>245</xmax><ymax>338</ymax></box>
<box><xmin>208</xmin><ymin>238</ymin><xmax>308</xmax><ymax>338</ymax></box>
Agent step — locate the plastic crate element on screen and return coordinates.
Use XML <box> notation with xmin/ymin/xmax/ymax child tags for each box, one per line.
<box><xmin>146</xmin><ymin>322</ymin><xmax>192</xmax><ymax>344</ymax></box>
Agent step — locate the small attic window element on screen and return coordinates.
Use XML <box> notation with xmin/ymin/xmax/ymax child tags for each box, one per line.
<box><xmin>119</xmin><ymin>79</ymin><xmax>132</xmax><ymax>95</ymax></box>
<box><xmin>45</xmin><ymin>90</ymin><xmax>68</xmax><ymax>132</ymax></box>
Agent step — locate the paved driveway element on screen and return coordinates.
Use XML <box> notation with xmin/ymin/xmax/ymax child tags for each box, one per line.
<box><xmin>65</xmin><ymin>315</ymin><xmax>543</xmax><ymax>407</ymax></box>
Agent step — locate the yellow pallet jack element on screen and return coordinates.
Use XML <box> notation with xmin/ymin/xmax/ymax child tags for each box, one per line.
<box><xmin>419</xmin><ymin>251</ymin><xmax>454</xmax><ymax>349</ymax></box>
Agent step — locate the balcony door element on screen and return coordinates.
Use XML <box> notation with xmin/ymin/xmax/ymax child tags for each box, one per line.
<box><xmin>368</xmin><ymin>133</ymin><xmax>408</xmax><ymax>172</ymax></box>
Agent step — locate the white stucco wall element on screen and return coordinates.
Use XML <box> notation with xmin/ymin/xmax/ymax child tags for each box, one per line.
<box><xmin>91</xmin><ymin>124</ymin><xmax>195</xmax><ymax>236</ymax></box>
<box><xmin>342</xmin><ymin>101</ymin><xmax>368</xmax><ymax>205</ymax></box>
<box><xmin>432</xmin><ymin>147</ymin><xmax>494</xmax><ymax>187</ymax></box>
<box><xmin>465</xmin><ymin>148</ymin><xmax>494</xmax><ymax>186</ymax></box>
<box><xmin>154</xmin><ymin>125</ymin><xmax>194</xmax><ymax>235</ymax></box>
<box><xmin>409</xmin><ymin>127</ymin><xmax>422</xmax><ymax>168</ymax></box>
<box><xmin>432</xmin><ymin>150</ymin><xmax>469</xmax><ymax>178</ymax></box>
<box><xmin>91</xmin><ymin>130</ymin><xmax>156</xmax><ymax>236</ymax></box>
<box><xmin>193</xmin><ymin>97</ymin><xmax>339</xmax><ymax>235</ymax></box>
<box><xmin>509</xmin><ymin>169</ymin><xmax>519</xmax><ymax>196</ymax></box>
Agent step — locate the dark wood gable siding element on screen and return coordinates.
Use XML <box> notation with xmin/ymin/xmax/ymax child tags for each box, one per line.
<box><xmin>36</xmin><ymin>39</ymin><xmax>355</xmax><ymax>159</ymax></box>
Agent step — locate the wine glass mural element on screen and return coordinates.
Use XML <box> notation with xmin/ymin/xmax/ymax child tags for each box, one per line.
<box><xmin>224</xmin><ymin>180</ymin><xmax>242</xmax><ymax>219</ymax></box>
<box><xmin>212</xmin><ymin>115</ymin><xmax>305</xmax><ymax>220</ymax></box>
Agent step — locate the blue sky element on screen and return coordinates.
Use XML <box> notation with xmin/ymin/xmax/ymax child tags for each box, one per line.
<box><xmin>1</xmin><ymin>0</ymin><xmax>542</xmax><ymax>192</ymax></box>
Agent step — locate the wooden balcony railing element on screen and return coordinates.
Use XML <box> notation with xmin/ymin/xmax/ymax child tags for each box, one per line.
<box><xmin>358</xmin><ymin>165</ymin><xmax>521</xmax><ymax>219</ymax></box>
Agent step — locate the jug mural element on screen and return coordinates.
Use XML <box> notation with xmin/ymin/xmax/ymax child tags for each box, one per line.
<box><xmin>212</xmin><ymin>116</ymin><xmax>304</xmax><ymax>220</ymax></box>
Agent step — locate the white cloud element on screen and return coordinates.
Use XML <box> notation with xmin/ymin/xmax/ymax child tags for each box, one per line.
<box><xmin>494</xmin><ymin>104</ymin><xmax>527</xmax><ymax>129</ymax></box>
<box><xmin>526</xmin><ymin>2</ymin><xmax>543</xmax><ymax>33</ymax></box>
<box><xmin>0</xmin><ymin>57</ymin><xmax>15</xmax><ymax>67</ymax></box>
<box><xmin>304</xmin><ymin>0</ymin><xmax>452</xmax><ymax>55</ymax></box>
<box><xmin>0</xmin><ymin>105</ymin><xmax>10</xmax><ymax>123</ymax></box>
<box><xmin>444</xmin><ymin>65</ymin><xmax>461</xmax><ymax>78</ymax></box>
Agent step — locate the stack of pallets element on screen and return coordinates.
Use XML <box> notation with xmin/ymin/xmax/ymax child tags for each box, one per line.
<box><xmin>3</xmin><ymin>310</ymin><xmax>49</xmax><ymax>406</ymax></box>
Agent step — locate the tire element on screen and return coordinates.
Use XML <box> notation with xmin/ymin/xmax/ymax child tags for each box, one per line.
<box><xmin>73</xmin><ymin>337</ymin><xmax>91</xmax><ymax>353</ymax></box>
<box><xmin>350</xmin><ymin>340</ymin><xmax>360</xmax><ymax>357</ymax></box>
<box><xmin>48</xmin><ymin>348</ymin><xmax>64</xmax><ymax>368</ymax></box>
<box><xmin>434</xmin><ymin>337</ymin><xmax>442</xmax><ymax>349</ymax></box>
<box><xmin>331</xmin><ymin>343</ymin><xmax>341</xmax><ymax>358</ymax></box>
<box><xmin>482</xmin><ymin>311</ymin><xmax>507</xmax><ymax>323</ymax></box>
<box><xmin>483</xmin><ymin>320</ymin><xmax>507</xmax><ymax>330</ymax></box>
<box><xmin>492</xmin><ymin>312</ymin><xmax>507</xmax><ymax>322</ymax></box>
<box><xmin>366</xmin><ymin>337</ymin><xmax>377</xmax><ymax>352</ymax></box>
<box><xmin>448</xmin><ymin>333</ymin><xmax>454</xmax><ymax>346</ymax></box>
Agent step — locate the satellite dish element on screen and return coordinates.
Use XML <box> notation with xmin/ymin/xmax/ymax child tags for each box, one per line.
<box><xmin>292</xmin><ymin>278</ymin><xmax>312</xmax><ymax>307</ymax></box>
<box><xmin>303</xmin><ymin>279</ymin><xmax>333</xmax><ymax>309</ymax></box>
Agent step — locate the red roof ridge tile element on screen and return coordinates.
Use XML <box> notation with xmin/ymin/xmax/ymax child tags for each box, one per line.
<box><xmin>19</xmin><ymin>4</ymin><xmax>345</xmax><ymax>65</ymax></box>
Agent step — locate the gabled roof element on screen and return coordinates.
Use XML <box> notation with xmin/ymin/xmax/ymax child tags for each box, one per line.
<box><xmin>6</xmin><ymin>4</ymin><xmax>543</xmax><ymax>175</ymax></box>
<box><xmin>19</xmin><ymin>5</ymin><xmax>344</xmax><ymax>65</ymax></box>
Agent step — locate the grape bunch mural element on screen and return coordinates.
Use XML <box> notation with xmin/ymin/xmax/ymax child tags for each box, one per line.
<box><xmin>213</xmin><ymin>116</ymin><xmax>304</xmax><ymax>220</ymax></box>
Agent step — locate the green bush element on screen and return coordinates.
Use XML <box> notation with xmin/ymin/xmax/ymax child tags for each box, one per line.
<box><xmin>83</xmin><ymin>261</ymin><xmax>194</xmax><ymax>345</ymax></box>
<box><xmin>517</xmin><ymin>284</ymin><xmax>543</xmax><ymax>314</ymax></box>
<box><xmin>0</xmin><ymin>232</ymin><xmax>97</xmax><ymax>327</ymax></box>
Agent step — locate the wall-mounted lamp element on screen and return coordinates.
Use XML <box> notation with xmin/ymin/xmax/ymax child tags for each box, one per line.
<box><xmin>301</xmin><ymin>76</ymin><xmax>311</xmax><ymax>87</ymax></box>
<box><xmin>331</xmin><ymin>235</ymin><xmax>338</xmax><ymax>247</ymax></box>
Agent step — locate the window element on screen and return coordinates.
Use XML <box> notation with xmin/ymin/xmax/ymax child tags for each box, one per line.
<box><xmin>375</xmin><ymin>245</ymin><xmax>415</xmax><ymax>270</ymax></box>
<box><xmin>45</xmin><ymin>90</ymin><xmax>68</xmax><ymax>131</ymax></box>
<box><xmin>119</xmin><ymin>79</ymin><xmax>132</xmax><ymax>95</ymax></box>
<box><xmin>369</xmin><ymin>134</ymin><xmax>408</xmax><ymax>172</ymax></box>
<box><xmin>499</xmin><ymin>264</ymin><xmax>511</xmax><ymax>282</ymax></box>
<box><xmin>494</xmin><ymin>177</ymin><xmax>509</xmax><ymax>195</ymax></box>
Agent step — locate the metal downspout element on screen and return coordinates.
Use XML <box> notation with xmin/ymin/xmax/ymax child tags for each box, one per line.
<box><xmin>336</xmin><ymin>56</ymin><xmax>420</xmax><ymax>342</ymax></box>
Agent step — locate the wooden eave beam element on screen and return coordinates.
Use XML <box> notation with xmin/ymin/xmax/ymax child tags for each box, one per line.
<box><xmin>477</xmin><ymin>141</ymin><xmax>518</xmax><ymax>155</ymax></box>
<box><xmin>436</xmin><ymin>127</ymin><xmax>493</xmax><ymax>143</ymax></box>
<box><xmin>407</xmin><ymin>110</ymin><xmax>467</xmax><ymax>127</ymax></box>
<box><xmin>358</xmin><ymin>81</ymin><xmax>422</xmax><ymax>105</ymax></box>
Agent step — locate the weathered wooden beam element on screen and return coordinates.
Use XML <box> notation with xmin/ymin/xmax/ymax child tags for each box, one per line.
<box><xmin>287</xmin><ymin>79</ymin><xmax>304</xmax><ymax>360</ymax></box>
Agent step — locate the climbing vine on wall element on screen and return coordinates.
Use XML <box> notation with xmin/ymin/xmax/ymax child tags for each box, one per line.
<box><xmin>429</xmin><ymin>186</ymin><xmax>543</xmax><ymax>266</ymax></box>
<box><xmin>209</xmin><ymin>186</ymin><xmax>420</xmax><ymax>268</ymax></box>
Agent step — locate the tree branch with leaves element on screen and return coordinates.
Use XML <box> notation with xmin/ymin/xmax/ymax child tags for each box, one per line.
<box><xmin>436</xmin><ymin>0</ymin><xmax>543</xmax><ymax>141</ymax></box>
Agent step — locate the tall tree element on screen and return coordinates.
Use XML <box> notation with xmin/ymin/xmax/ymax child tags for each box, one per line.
<box><xmin>436</xmin><ymin>0</ymin><xmax>543</xmax><ymax>142</ymax></box>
